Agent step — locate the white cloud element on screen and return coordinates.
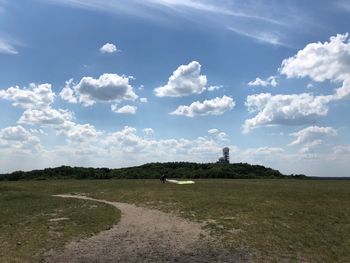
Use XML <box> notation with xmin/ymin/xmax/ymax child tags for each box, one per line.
<box><xmin>142</xmin><ymin>128</ymin><xmax>154</xmax><ymax>136</ymax></box>
<box><xmin>243</xmin><ymin>93</ymin><xmax>332</xmax><ymax>133</ymax></box>
<box><xmin>18</xmin><ymin>108</ymin><xmax>74</xmax><ymax>126</ymax></box>
<box><xmin>170</xmin><ymin>95</ymin><xmax>235</xmax><ymax>117</ymax></box>
<box><xmin>0</xmin><ymin>83</ymin><xmax>55</xmax><ymax>109</ymax></box>
<box><xmin>244</xmin><ymin>33</ymin><xmax>350</xmax><ymax>133</ymax></box>
<box><xmin>100</xmin><ymin>43</ymin><xmax>118</xmax><ymax>53</ymax></box>
<box><xmin>299</xmin><ymin>139</ymin><xmax>323</xmax><ymax>154</ymax></box>
<box><xmin>59</xmin><ymin>123</ymin><xmax>101</xmax><ymax>143</ymax></box>
<box><xmin>0</xmin><ymin>82</ymin><xmax>105</xmax><ymax>149</ymax></box>
<box><xmin>140</xmin><ymin>97</ymin><xmax>148</xmax><ymax>103</ymax></box>
<box><xmin>59</xmin><ymin>79</ymin><xmax>77</xmax><ymax>103</ymax></box>
<box><xmin>60</xmin><ymin>73</ymin><xmax>138</xmax><ymax>106</ymax></box>
<box><xmin>101</xmin><ymin>126</ymin><xmax>228</xmax><ymax>162</ymax></box>
<box><xmin>207</xmin><ymin>128</ymin><xmax>228</xmax><ymax>141</ymax></box>
<box><xmin>244</xmin><ymin>147</ymin><xmax>285</xmax><ymax>156</ymax></box>
<box><xmin>306</xmin><ymin>83</ymin><xmax>314</xmax><ymax>89</ymax></box>
<box><xmin>228</xmin><ymin>26</ymin><xmax>286</xmax><ymax>47</ymax></box>
<box><xmin>208</xmin><ymin>128</ymin><xmax>219</xmax><ymax>134</ymax></box>
<box><xmin>236</xmin><ymin>147</ymin><xmax>285</xmax><ymax>164</ymax></box>
<box><xmin>0</xmin><ymin>125</ymin><xmax>40</xmax><ymax>151</ymax></box>
<box><xmin>111</xmin><ymin>104</ymin><xmax>137</xmax><ymax>114</ymax></box>
<box><xmin>248</xmin><ymin>76</ymin><xmax>278</xmax><ymax>87</ymax></box>
<box><xmin>328</xmin><ymin>145</ymin><xmax>350</xmax><ymax>161</ymax></box>
<box><xmin>280</xmin><ymin>34</ymin><xmax>350</xmax><ymax>83</ymax></box>
<box><xmin>43</xmin><ymin>0</ymin><xmax>289</xmax><ymax>26</ymax></box>
<box><xmin>1</xmin><ymin>125</ymin><xmax>34</xmax><ymax>141</ymax></box>
<box><xmin>154</xmin><ymin>61</ymin><xmax>207</xmax><ymax>97</ymax></box>
<box><xmin>289</xmin><ymin>126</ymin><xmax>337</xmax><ymax>146</ymax></box>
<box><xmin>208</xmin><ymin>85</ymin><xmax>223</xmax><ymax>91</ymax></box>
<box><xmin>280</xmin><ymin>33</ymin><xmax>350</xmax><ymax>100</ymax></box>
<box><xmin>0</xmin><ymin>39</ymin><xmax>18</xmax><ymax>54</ymax></box>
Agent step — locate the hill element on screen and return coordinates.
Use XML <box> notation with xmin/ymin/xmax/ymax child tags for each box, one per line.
<box><xmin>0</xmin><ymin>162</ymin><xmax>306</xmax><ymax>181</ymax></box>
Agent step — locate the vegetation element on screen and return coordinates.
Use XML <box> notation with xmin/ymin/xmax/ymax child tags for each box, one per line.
<box><xmin>0</xmin><ymin>184</ymin><xmax>120</xmax><ymax>262</ymax></box>
<box><xmin>0</xmin><ymin>162</ymin><xmax>306</xmax><ymax>181</ymax></box>
<box><xmin>1</xmin><ymin>179</ymin><xmax>349</xmax><ymax>262</ymax></box>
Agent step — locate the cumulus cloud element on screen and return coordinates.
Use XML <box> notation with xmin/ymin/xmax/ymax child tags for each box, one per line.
<box><xmin>0</xmin><ymin>82</ymin><xmax>82</xmax><ymax>139</ymax></box>
<box><xmin>289</xmin><ymin>126</ymin><xmax>337</xmax><ymax>146</ymax></box>
<box><xmin>59</xmin><ymin>123</ymin><xmax>101</xmax><ymax>143</ymax></box>
<box><xmin>154</xmin><ymin>61</ymin><xmax>207</xmax><ymax>97</ymax></box>
<box><xmin>142</xmin><ymin>128</ymin><xmax>154</xmax><ymax>136</ymax></box>
<box><xmin>0</xmin><ymin>125</ymin><xmax>40</xmax><ymax>151</ymax></box>
<box><xmin>248</xmin><ymin>76</ymin><xmax>278</xmax><ymax>87</ymax></box>
<box><xmin>280</xmin><ymin>33</ymin><xmax>350</xmax><ymax>100</ymax></box>
<box><xmin>0</xmin><ymin>83</ymin><xmax>55</xmax><ymax>109</ymax></box>
<box><xmin>208</xmin><ymin>128</ymin><xmax>228</xmax><ymax>141</ymax></box>
<box><xmin>0</xmin><ymin>82</ymin><xmax>99</xmax><ymax>145</ymax></box>
<box><xmin>299</xmin><ymin>139</ymin><xmax>323</xmax><ymax>154</ymax></box>
<box><xmin>18</xmin><ymin>108</ymin><xmax>74</xmax><ymax>126</ymax></box>
<box><xmin>208</xmin><ymin>85</ymin><xmax>223</xmax><ymax>91</ymax></box>
<box><xmin>170</xmin><ymin>96</ymin><xmax>235</xmax><ymax>117</ymax></box>
<box><xmin>243</xmin><ymin>93</ymin><xmax>332</xmax><ymax>133</ymax></box>
<box><xmin>243</xmin><ymin>147</ymin><xmax>285</xmax><ymax>156</ymax></box>
<box><xmin>18</xmin><ymin>110</ymin><xmax>100</xmax><ymax>145</ymax></box>
<box><xmin>59</xmin><ymin>79</ymin><xmax>77</xmax><ymax>103</ymax></box>
<box><xmin>102</xmin><ymin>126</ymin><xmax>227</xmax><ymax>162</ymax></box>
<box><xmin>140</xmin><ymin>97</ymin><xmax>148</xmax><ymax>103</ymax></box>
<box><xmin>60</xmin><ymin>74</ymin><xmax>138</xmax><ymax>106</ymax></box>
<box><xmin>237</xmin><ymin>147</ymin><xmax>285</xmax><ymax>164</ymax></box>
<box><xmin>306</xmin><ymin>83</ymin><xmax>314</xmax><ymax>89</ymax></box>
<box><xmin>328</xmin><ymin>145</ymin><xmax>350</xmax><ymax>161</ymax></box>
<box><xmin>0</xmin><ymin>81</ymin><xmax>105</xmax><ymax>149</ymax></box>
<box><xmin>280</xmin><ymin>34</ymin><xmax>350</xmax><ymax>83</ymax></box>
<box><xmin>1</xmin><ymin>125</ymin><xmax>34</xmax><ymax>141</ymax></box>
<box><xmin>288</xmin><ymin>126</ymin><xmax>337</xmax><ymax>154</ymax></box>
<box><xmin>111</xmin><ymin>104</ymin><xmax>137</xmax><ymax>114</ymax></box>
<box><xmin>100</xmin><ymin>43</ymin><xmax>118</xmax><ymax>53</ymax></box>
<box><xmin>244</xmin><ymin>33</ymin><xmax>350</xmax><ymax>133</ymax></box>
<box><xmin>208</xmin><ymin>128</ymin><xmax>219</xmax><ymax>134</ymax></box>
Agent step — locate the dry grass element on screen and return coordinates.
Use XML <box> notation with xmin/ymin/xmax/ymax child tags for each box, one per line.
<box><xmin>0</xmin><ymin>185</ymin><xmax>120</xmax><ymax>263</ymax></box>
<box><xmin>1</xmin><ymin>179</ymin><xmax>350</xmax><ymax>262</ymax></box>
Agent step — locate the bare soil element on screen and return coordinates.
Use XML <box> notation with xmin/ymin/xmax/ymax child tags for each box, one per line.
<box><xmin>44</xmin><ymin>195</ymin><xmax>247</xmax><ymax>263</ymax></box>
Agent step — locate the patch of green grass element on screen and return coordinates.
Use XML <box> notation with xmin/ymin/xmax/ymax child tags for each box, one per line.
<box><xmin>0</xmin><ymin>184</ymin><xmax>120</xmax><ymax>263</ymax></box>
<box><xmin>1</xmin><ymin>179</ymin><xmax>350</xmax><ymax>262</ymax></box>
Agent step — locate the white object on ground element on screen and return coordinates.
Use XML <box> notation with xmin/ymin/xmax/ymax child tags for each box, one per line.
<box><xmin>166</xmin><ymin>179</ymin><xmax>195</xmax><ymax>185</ymax></box>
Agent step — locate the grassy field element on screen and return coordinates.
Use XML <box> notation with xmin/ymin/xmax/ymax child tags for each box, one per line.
<box><xmin>1</xmin><ymin>179</ymin><xmax>350</xmax><ymax>262</ymax></box>
<box><xmin>0</xmin><ymin>184</ymin><xmax>120</xmax><ymax>263</ymax></box>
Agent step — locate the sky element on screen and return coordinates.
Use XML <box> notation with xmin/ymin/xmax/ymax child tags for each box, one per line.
<box><xmin>1</xmin><ymin>0</ymin><xmax>350</xmax><ymax>176</ymax></box>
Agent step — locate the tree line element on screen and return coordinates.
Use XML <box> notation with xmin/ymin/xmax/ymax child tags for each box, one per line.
<box><xmin>0</xmin><ymin>162</ymin><xmax>307</xmax><ymax>181</ymax></box>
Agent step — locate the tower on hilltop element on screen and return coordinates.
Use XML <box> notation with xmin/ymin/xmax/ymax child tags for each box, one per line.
<box><xmin>217</xmin><ymin>147</ymin><xmax>229</xmax><ymax>164</ymax></box>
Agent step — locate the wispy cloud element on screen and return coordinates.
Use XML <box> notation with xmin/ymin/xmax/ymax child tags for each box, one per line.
<box><xmin>40</xmin><ymin>0</ymin><xmax>306</xmax><ymax>48</ymax></box>
<box><xmin>336</xmin><ymin>0</ymin><xmax>350</xmax><ymax>12</ymax></box>
<box><xmin>145</xmin><ymin>0</ymin><xmax>288</xmax><ymax>26</ymax></box>
<box><xmin>228</xmin><ymin>26</ymin><xmax>289</xmax><ymax>47</ymax></box>
<box><xmin>0</xmin><ymin>39</ymin><xmax>18</xmax><ymax>54</ymax></box>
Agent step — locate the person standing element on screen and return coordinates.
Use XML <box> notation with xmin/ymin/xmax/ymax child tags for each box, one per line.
<box><xmin>160</xmin><ymin>174</ymin><xmax>166</xmax><ymax>183</ymax></box>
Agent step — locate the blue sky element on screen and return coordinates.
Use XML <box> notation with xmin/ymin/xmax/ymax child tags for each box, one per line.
<box><xmin>1</xmin><ymin>0</ymin><xmax>350</xmax><ymax>176</ymax></box>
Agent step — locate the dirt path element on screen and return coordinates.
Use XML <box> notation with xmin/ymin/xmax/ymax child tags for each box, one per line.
<box><xmin>44</xmin><ymin>194</ymin><xmax>246</xmax><ymax>263</ymax></box>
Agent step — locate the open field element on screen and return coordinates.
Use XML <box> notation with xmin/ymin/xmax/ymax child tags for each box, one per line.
<box><xmin>1</xmin><ymin>179</ymin><xmax>350</xmax><ymax>262</ymax></box>
<box><xmin>0</xmin><ymin>185</ymin><xmax>120</xmax><ymax>263</ymax></box>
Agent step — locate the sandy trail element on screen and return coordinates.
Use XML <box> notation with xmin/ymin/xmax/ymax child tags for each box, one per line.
<box><xmin>44</xmin><ymin>194</ymin><xmax>245</xmax><ymax>263</ymax></box>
